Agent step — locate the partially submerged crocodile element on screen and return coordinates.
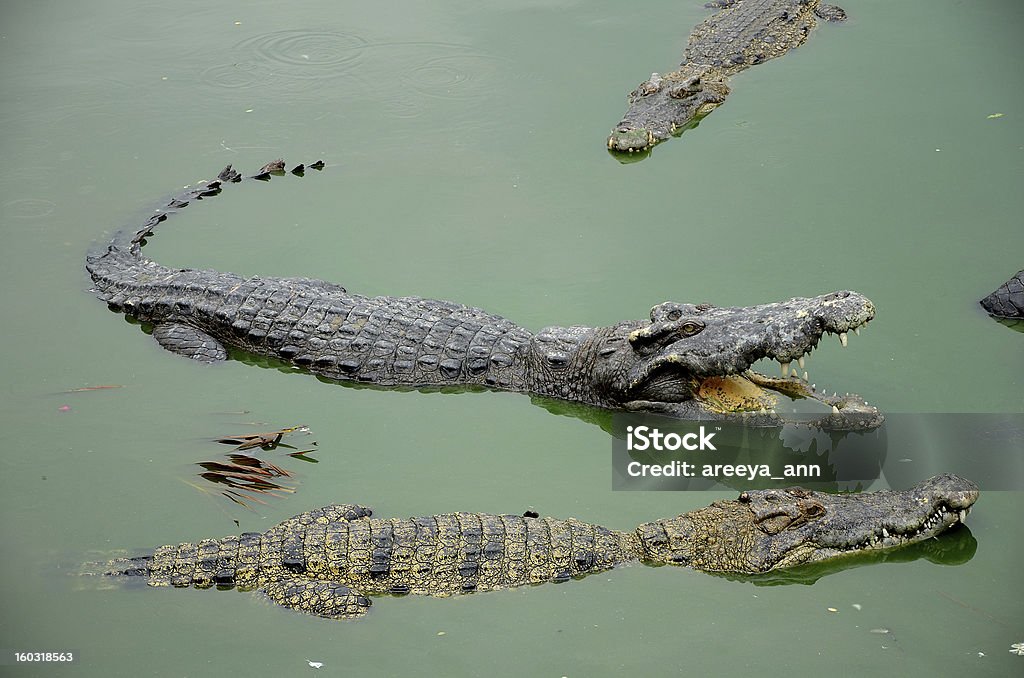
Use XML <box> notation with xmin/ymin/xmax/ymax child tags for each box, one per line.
<box><xmin>88</xmin><ymin>474</ymin><xmax>978</xmax><ymax>619</ymax></box>
<box><xmin>608</xmin><ymin>0</ymin><xmax>846</xmax><ymax>153</ymax></box>
<box><xmin>86</xmin><ymin>161</ymin><xmax>879</xmax><ymax>428</ymax></box>
<box><xmin>980</xmin><ymin>270</ymin><xmax>1024</xmax><ymax>319</ymax></box>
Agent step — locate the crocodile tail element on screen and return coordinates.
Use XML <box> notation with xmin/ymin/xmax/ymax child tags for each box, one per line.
<box><xmin>85</xmin><ymin>159</ymin><xmax>324</xmax><ymax>276</ymax></box>
<box><xmin>145</xmin><ymin>532</ymin><xmax>264</xmax><ymax>590</ymax></box>
<box><xmin>79</xmin><ymin>554</ymin><xmax>154</xmax><ymax>579</ymax></box>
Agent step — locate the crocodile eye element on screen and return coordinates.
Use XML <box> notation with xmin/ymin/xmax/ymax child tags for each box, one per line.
<box><xmin>667</xmin><ymin>310</ymin><xmax>682</xmax><ymax>321</ymax></box>
<box><xmin>764</xmin><ymin>493</ymin><xmax>779</xmax><ymax>503</ymax></box>
<box><xmin>738</xmin><ymin>491</ymin><xmax>750</xmax><ymax>503</ymax></box>
<box><xmin>805</xmin><ymin>504</ymin><xmax>825</xmax><ymax>519</ymax></box>
<box><xmin>680</xmin><ymin>321</ymin><xmax>704</xmax><ymax>337</ymax></box>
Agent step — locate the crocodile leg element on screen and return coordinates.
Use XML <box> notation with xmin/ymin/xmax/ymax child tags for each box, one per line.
<box><xmin>152</xmin><ymin>323</ymin><xmax>228</xmax><ymax>362</ymax></box>
<box><xmin>261</xmin><ymin>578</ymin><xmax>372</xmax><ymax>619</ymax></box>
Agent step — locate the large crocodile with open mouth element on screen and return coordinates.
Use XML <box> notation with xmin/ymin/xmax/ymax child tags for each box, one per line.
<box><xmin>86</xmin><ymin>161</ymin><xmax>878</xmax><ymax>428</ymax></box>
<box><xmin>87</xmin><ymin>474</ymin><xmax>978</xmax><ymax>619</ymax></box>
<box><xmin>608</xmin><ymin>0</ymin><xmax>847</xmax><ymax>153</ymax></box>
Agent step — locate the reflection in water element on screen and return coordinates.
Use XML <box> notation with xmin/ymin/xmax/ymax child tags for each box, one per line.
<box><xmin>988</xmin><ymin>316</ymin><xmax>1024</xmax><ymax>334</ymax></box>
<box><xmin>716</xmin><ymin>524</ymin><xmax>977</xmax><ymax>586</ymax></box>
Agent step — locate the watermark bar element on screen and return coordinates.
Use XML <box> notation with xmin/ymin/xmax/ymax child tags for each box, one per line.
<box><xmin>612</xmin><ymin>413</ymin><xmax>1024</xmax><ymax>491</ymax></box>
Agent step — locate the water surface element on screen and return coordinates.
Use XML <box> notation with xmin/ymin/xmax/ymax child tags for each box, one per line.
<box><xmin>1</xmin><ymin>0</ymin><xmax>1022</xmax><ymax>675</ymax></box>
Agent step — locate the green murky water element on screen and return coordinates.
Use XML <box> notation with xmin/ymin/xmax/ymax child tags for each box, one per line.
<box><xmin>1</xmin><ymin>0</ymin><xmax>1022</xmax><ymax>675</ymax></box>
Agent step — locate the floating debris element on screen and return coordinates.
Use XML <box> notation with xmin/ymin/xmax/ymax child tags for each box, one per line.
<box><xmin>987</xmin><ymin>113</ymin><xmax>1004</xmax><ymax>119</ymax></box>
<box><xmin>215</xmin><ymin>425</ymin><xmax>312</xmax><ymax>452</ymax></box>
<box><xmin>306</xmin><ymin>659</ymin><xmax>324</xmax><ymax>669</ymax></box>
<box><xmin>62</xmin><ymin>384</ymin><xmax>125</xmax><ymax>393</ymax></box>
<box><xmin>195</xmin><ymin>425</ymin><xmax>320</xmax><ymax>508</ymax></box>
<box><xmin>1010</xmin><ymin>642</ymin><xmax>1024</xmax><ymax>656</ymax></box>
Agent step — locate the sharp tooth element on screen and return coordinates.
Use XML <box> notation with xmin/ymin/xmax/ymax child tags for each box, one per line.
<box><xmin>803</xmin><ymin>371</ymin><xmax>808</xmax><ymax>381</ymax></box>
<box><xmin>790</xmin><ymin>368</ymin><xmax>799</xmax><ymax>378</ymax></box>
<box><xmin>882</xmin><ymin>528</ymin><xmax>889</xmax><ymax>538</ymax></box>
<box><xmin>958</xmin><ymin>510</ymin><xmax>966</xmax><ymax>523</ymax></box>
<box><xmin>780</xmin><ymin>361</ymin><xmax>790</xmax><ymax>377</ymax></box>
<box><xmin>797</xmin><ymin>357</ymin><xmax>805</xmax><ymax>369</ymax></box>
<box><xmin>839</xmin><ymin>332</ymin><xmax>848</xmax><ymax>347</ymax></box>
<box><xmin>854</xmin><ymin>327</ymin><xmax>860</xmax><ymax>336</ymax></box>
<box><xmin>832</xmin><ymin>405</ymin><xmax>840</xmax><ymax>414</ymax></box>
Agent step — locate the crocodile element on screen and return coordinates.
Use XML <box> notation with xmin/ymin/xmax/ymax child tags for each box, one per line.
<box><xmin>980</xmin><ymin>270</ymin><xmax>1024</xmax><ymax>319</ymax></box>
<box><xmin>86</xmin><ymin>161</ymin><xmax>880</xmax><ymax>429</ymax></box>
<box><xmin>608</xmin><ymin>0</ymin><xmax>846</xmax><ymax>153</ymax></box>
<box><xmin>87</xmin><ymin>474</ymin><xmax>979</xmax><ymax>619</ymax></box>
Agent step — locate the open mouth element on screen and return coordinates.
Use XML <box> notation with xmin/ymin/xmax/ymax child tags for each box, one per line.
<box><xmin>624</xmin><ymin>292</ymin><xmax>880</xmax><ymax>428</ymax></box>
<box><xmin>695</xmin><ymin>324</ymin><xmax>878</xmax><ymax>427</ymax></box>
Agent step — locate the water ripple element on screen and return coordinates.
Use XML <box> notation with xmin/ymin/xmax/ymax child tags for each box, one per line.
<box><xmin>4</xmin><ymin>198</ymin><xmax>57</xmax><ymax>219</ymax></box>
<box><xmin>398</xmin><ymin>49</ymin><xmax>504</xmax><ymax>101</ymax></box>
<box><xmin>201</xmin><ymin>31</ymin><xmax>510</xmax><ymax>126</ymax></box>
<box><xmin>232</xmin><ymin>29</ymin><xmax>370</xmax><ymax>77</ymax></box>
<box><xmin>199</xmin><ymin>62</ymin><xmax>277</xmax><ymax>89</ymax></box>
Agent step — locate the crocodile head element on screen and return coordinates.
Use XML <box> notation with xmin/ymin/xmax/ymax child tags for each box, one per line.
<box><xmin>607</xmin><ymin>65</ymin><xmax>729</xmax><ymax>153</ymax></box>
<box><xmin>590</xmin><ymin>290</ymin><xmax>879</xmax><ymax>428</ymax></box>
<box><xmin>636</xmin><ymin>474</ymin><xmax>980</xmax><ymax>573</ymax></box>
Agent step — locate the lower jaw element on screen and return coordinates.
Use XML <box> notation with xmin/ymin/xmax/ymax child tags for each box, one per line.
<box><xmin>694</xmin><ymin>372</ymin><xmax>882</xmax><ymax>429</ymax></box>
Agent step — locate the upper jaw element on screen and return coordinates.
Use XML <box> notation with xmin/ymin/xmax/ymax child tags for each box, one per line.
<box><xmin>624</xmin><ymin>291</ymin><xmax>875</xmax><ymax>415</ymax></box>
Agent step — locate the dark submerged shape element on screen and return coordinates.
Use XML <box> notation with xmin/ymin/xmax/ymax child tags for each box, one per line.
<box><xmin>88</xmin><ymin>475</ymin><xmax>978</xmax><ymax>619</ymax></box>
<box><xmin>608</xmin><ymin>0</ymin><xmax>846</xmax><ymax>153</ymax></box>
<box><xmin>979</xmin><ymin>270</ymin><xmax>1024</xmax><ymax>319</ymax></box>
<box><xmin>86</xmin><ymin>161</ymin><xmax>879</xmax><ymax>428</ymax></box>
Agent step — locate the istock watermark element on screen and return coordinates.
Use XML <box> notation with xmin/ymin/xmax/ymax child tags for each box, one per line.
<box><xmin>611</xmin><ymin>413</ymin><xmax>1024</xmax><ymax>491</ymax></box>
<box><xmin>626</xmin><ymin>425</ymin><xmax>717</xmax><ymax>451</ymax></box>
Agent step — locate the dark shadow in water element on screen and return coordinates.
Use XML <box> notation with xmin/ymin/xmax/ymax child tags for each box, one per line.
<box><xmin>985</xmin><ymin>316</ymin><xmax>1024</xmax><ymax>333</ymax></box>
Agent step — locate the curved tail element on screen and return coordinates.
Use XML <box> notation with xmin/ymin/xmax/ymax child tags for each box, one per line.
<box><xmin>87</xmin><ymin>160</ymin><xmax>324</xmax><ymax>264</ymax></box>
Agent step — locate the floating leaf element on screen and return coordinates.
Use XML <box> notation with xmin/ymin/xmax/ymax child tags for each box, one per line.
<box><xmin>191</xmin><ymin>425</ymin><xmax>319</xmax><ymax>508</ymax></box>
<box><xmin>215</xmin><ymin>425</ymin><xmax>309</xmax><ymax>451</ymax></box>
